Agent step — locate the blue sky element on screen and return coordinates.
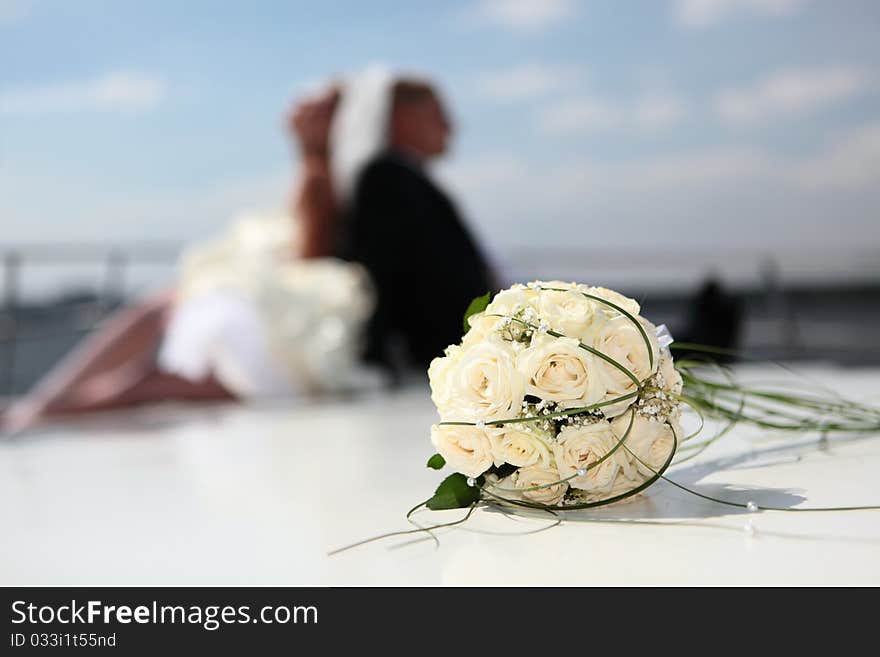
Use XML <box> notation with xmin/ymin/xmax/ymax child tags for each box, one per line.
<box><xmin>2</xmin><ymin>0</ymin><xmax>880</xmax><ymax>293</ymax></box>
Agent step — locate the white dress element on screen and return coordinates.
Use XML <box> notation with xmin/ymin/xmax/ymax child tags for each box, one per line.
<box><xmin>158</xmin><ymin>210</ymin><xmax>384</xmax><ymax>398</ymax></box>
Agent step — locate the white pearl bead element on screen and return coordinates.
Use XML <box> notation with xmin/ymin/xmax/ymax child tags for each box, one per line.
<box><xmin>576</xmin><ymin>468</ymin><xmax>588</xmax><ymax>477</ymax></box>
<box><xmin>475</xmin><ymin>420</ymin><xmax>485</xmax><ymax>428</ymax></box>
<box><xmin>746</xmin><ymin>501</ymin><xmax>759</xmax><ymax>512</ymax></box>
<box><xmin>466</xmin><ymin>477</ymin><xmax>476</xmax><ymax>487</ymax></box>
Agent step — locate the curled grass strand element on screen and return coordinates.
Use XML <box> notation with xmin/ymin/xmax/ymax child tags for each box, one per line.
<box><xmin>328</xmin><ymin>502</ymin><xmax>479</xmax><ymax>556</ymax></box>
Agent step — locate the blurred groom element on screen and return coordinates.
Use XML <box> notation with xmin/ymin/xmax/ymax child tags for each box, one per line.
<box><xmin>338</xmin><ymin>80</ymin><xmax>494</xmax><ymax>373</ymax></box>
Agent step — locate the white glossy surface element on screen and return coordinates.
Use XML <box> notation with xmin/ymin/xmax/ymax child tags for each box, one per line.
<box><xmin>2</xmin><ymin>364</ymin><xmax>880</xmax><ymax>586</ymax></box>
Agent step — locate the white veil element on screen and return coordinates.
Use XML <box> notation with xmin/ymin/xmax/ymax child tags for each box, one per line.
<box><xmin>330</xmin><ymin>66</ymin><xmax>440</xmax><ymax>204</ymax></box>
<box><xmin>329</xmin><ymin>66</ymin><xmax>396</xmax><ymax>205</ymax></box>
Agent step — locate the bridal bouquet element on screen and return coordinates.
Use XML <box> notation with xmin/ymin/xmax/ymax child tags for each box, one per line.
<box><xmin>426</xmin><ymin>282</ymin><xmax>680</xmax><ymax>510</ymax></box>
<box><xmin>331</xmin><ymin>281</ymin><xmax>880</xmax><ymax>554</ymax></box>
<box><xmin>420</xmin><ymin>281</ymin><xmax>880</xmax><ymax>515</ymax></box>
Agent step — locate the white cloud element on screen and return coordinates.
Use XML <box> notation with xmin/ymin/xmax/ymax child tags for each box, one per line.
<box><xmin>465</xmin><ymin>0</ymin><xmax>578</xmax><ymax>32</ymax></box>
<box><xmin>539</xmin><ymin>91</ymin><xmax>687</xmax><ymax>134</ymax></box>
<box><xmin>539</xmin><ymin>98</ymin><xmax>619</xmax><ymax>133</ymax></box>
<box><xmin>674</xmin><ymin>0</ymin><xmax>807</xmax><ymax>29</ymax></box>
<box><xmin>466</xmin><ymin>121</ymin><xmax>880</xmax><ymax>195</ymax></box>
<box><xmin>479</xmin><ymin>63</ymin><xmax>581</xmax><ymax>102</ymax></box>
<box><xmin>714</xmin><ymin>67</ymin><xmax>871</xmax><ymax>125</ymax></box>
<box><xmin>441</xmin><ymin>120</ymin><xmax>880</xmax><ymax>263</ymax></box>
<box><xmin>0</xmin><ymin>71</ymin><xmax>167</xmax><ymax>115</ymax></box>
<box><xmin>787</xmin><ymin>122</ymin><xmax>880</xmax><ymax>190</ymax></box>
<box><xmin>631</xmin><ymin>93</ymin><xmax>689</xmax><ymax>129</ymax></box>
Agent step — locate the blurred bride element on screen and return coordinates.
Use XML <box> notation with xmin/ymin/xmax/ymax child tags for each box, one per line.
<box><xmin>5</xmin><ymin>67</ymin><xmax>493</xmax><ymax>431</ymax></box>
<box><xmin>157</xmin><ymin>82</ymin><xmax>382</xmax><ymax>399</ymax></box>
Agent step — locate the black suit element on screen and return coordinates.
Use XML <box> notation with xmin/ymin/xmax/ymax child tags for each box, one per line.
<box><xmin>338</xmin><ymin>152</ymin><xmax>492</xmax><ymax>370</ymax></box>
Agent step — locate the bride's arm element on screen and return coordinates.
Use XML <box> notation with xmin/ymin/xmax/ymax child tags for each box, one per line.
<box><xmin>295</xmin><ymin>152</ymin><xmax>338</xmax><ymax>259</ymax></box>
<box><xmin>287</xmin><ymin>88</ymin><xmax>341</xmax><ymax>259</ymax></box>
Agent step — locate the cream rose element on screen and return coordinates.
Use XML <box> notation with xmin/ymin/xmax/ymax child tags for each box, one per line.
<box><xmin>434</xmin><ymin>339</ymin><xmax>525</xmax><ymax>422</ymax></box>
<box><xmin>461</xmin><ymin>311</ymin><xmax>496</xmax><ymax>347</ymax></box>
<box><xmin>430</xmin><ymin>424</ymin><xmax>494</xmax><ymax>478</ymax></box>
<box><xmin>516</xmin><ymin>334</ymin><xmax>604</xmax><ymax>409</ymax></box>
<box><xmin>599</xmin><ymin>475</ymin><xmax>644</xmax><ymax>501</ymax></box>
<box><xmin>658</xmin><ymin>353</ymin><xmax>683</xmax><ymax>394</ymax></box>
<box><xmin>480</xmin><ymin>286</ymin><xmax>543</xmax><ymax>344</ymax></box>
<box><xmin>594</xmin><ymin>317</ymin><xmax>658</xmax><ymax>386</ymax></box>
<box><xmin>568</xmin><ymin>473</ymin><xmax>644</xmax><ymax>504</ymax></box>
<box><xmin>489</xmin><ymin>425</ymin><xmax>552</xmax><ymax>468</ymax></box>
<box><xmin>585</xmin><ymin>286</ymin><xmax>641</xmax><ymax>317</ymax></box>
<box><xmin>553</xmin><ymin>421</ymin><xmax>624</xmax><ymax>493</ymax></box>
<box><xmin>428</xmin><ymin>345</ymin><xmax>462</xmax><ymax>414</ymax></box>
<box><xmin>540</xmin><ymin>280</ymin><xmax>579</xmax><ymax>289</ymax></box>
<box><xmin>508</xmin><ymin>465</ymin><xmax>568</xmax><ymax>505</ymax></box>
<box><xmin>484</xmin><ymin>285</ymin><xmax>539</xmax><ymax>319</ymax></box>
<box><xmin>536</xmin><ymin>287</ymin><xmax>598</xmax><ymax>341</ymax></box>
<box><xmin>593</xmin><ymin>317</ymin><xmax>659</xmax><ymax>418</ymax></box>
<box><xmin>611</xmin><ymin>414</ymin><xmax>677</xmax><ymax>478</ymax></box>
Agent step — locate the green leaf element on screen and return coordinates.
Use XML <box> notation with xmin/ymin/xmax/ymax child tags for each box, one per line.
<box><xmin>426</xmin><ymin>473</ymin><xmax>481</xmax><ymax>510</ymax></box>
<box><xmin>462</xmin><ymin>292</ymin><xmax>491</xmax><ymax>334</ymax></box>
<box><xmin>426</xmin><ymin>453</ymin><xmax>446</xmax><ymax>470</ymax></box>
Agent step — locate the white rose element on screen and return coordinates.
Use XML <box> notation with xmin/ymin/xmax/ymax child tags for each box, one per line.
<box><xmin>659</xmin><ymin>353</ymin><xmax>683</xmax><ymax>395</ymax></box>
<box><xmin>484</xmin><ymin>286</ymin><xmax>539</xmax><ymax>319</ymax></box>
<box><xmin>594</xmin><ymin>316</ymin><xmax>658</xmax><ymax>385</ymax></box>
<box><xmin>532</xmin><ymin>280</ymin><xmax>582</xmax><ymax>294</ymax></box>
<box><xmin>584</xmin><ymin>286</ymin><xmax>641</xmax><ymax>317</ymax></box>
<box><xmin>461</xmin><ymin>312</ymin><xmax>495</xmax><ymax>348</ymax></box>
<box><xmin>507</xmin><ymin>465</ymin><xmax>568</xmax><ymax>505</ymax></box>
<box><xmin>443</xmin><ymin>340</ymin><xmax>525</xmax><ymax>422</ymax></box>
<box><xmin>593</xmin><ymin>316</ymin><xmax>659</xmax><ymax>418</ymax></box>
<box><xmin>489</xmin><ymin>425</ymin><xmax>552</xmax><ymax>468</ymax></box>
<box><xmin>536</xmin><ymin>287</ymin><xmax>598</xmax><ymax>341</ymax></box>
<box><xmin>601</xmin><ymin>475</ymin><xmax>644</xmax><ymax>501</ymax></box>
<box><xmin>479</xmin><ymin>286</ymin><xmax>543</xmax><ymax>344</ymax></box>
<box><xmin>428</xmin><ymin>344</ymin><xmax>462</xmax><ymax>415</ymax></box>
<box><xmin>553</xmin><ymin>421</ymin><xmax>624</xmax><ymax>493</ymax></box>
<box><xmin>570</xmin><ymin>474</ymin><xmax>644</xmax><ymax>504</ymax></box>
<box><xmin>611</xmin><ymin>414</ymin><xmax>677</xmax><ymax>478</ymax></box>
<box><xmin>463</xmin><ymin>313</ymin><xmax>535</xmax><ymax>351</ymax></box>
<box><xmin>516</xmin><ymin>334</ymin><xmax>605</xmax><ymax>409</ymax></box>
<box><xmin>430</xmin><ymin>424</ymin><xmax>494</xmax><ymax>478</ymax></box>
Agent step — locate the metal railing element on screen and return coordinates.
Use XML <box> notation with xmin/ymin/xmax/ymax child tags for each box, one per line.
<box><xmin>0</xmin><ymin>243</ymin><xmax>180</xmax><ymax>401</ymax></box>
<box><xmin>1</xmin><ymin>243</ymin><xmax>181</xmax><ymax>308</ymax></box>
<box><xmin>1</xmin><ymin>242</ymin><xmax>878</xmax><ymax>400</ymax></box>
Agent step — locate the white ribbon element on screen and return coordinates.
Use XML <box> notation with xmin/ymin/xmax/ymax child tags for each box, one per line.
<box><xmin>655</xmin><ymin>323</ymin><xmax>674</xmax><ymax>349</ymax></box>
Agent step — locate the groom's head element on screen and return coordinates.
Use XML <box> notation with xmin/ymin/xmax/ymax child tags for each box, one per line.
<box><xmin>389</xmin><ymin>80</ymin><xmax>452</xmax><ymax>160</ymax></box>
